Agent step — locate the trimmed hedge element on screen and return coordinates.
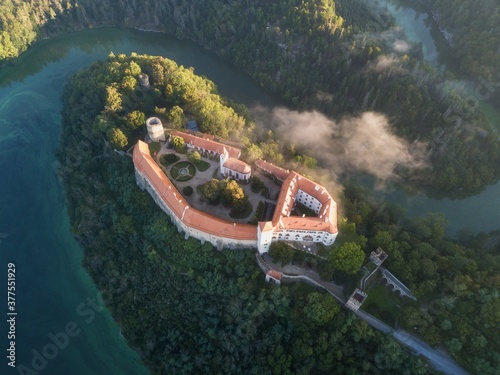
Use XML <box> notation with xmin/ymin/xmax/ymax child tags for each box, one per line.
<box><xmin>183</xmin><ymin>186</ymin><xmax>194</xmax><ymax>196</ymax></box>
<box><xmin>160</xmin><ymin>153</ymin><xmax>180</xmax><ymax>166</ymax></box>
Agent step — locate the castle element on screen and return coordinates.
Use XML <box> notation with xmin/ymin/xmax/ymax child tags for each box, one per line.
<box><xmin>134</xmin><ymin>125</ymin><xmax>338</xmax><ymax>253</ymax></box>
<box><xmin>170</xmin><ymin>130</ymin><xmax>252</xmax><ymax>181</ymax></box>
<box><xmin>254</xmin><ymin>160</ymin><xmax>338</xmax><ymax>253</ymax></box>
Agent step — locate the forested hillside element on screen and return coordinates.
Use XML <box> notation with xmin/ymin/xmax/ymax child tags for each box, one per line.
<box><xmin>2</xmin><ymin>0</ymin><xmax>499</xmax><ymax>195</ymax></box>
<box><xmin>58</xmin><ymin>53</ymin><xmax>432</xmax><ymax>375</ymax></box>
<box><xmin>58</xmin><ymin>53</ymin><xmax>500</xmax><ymax>375</ymax></box>
<box><xmin>3</xmin><ymin>0</ymin><xmax>497</xmax><ymax>81</ymax></box>
<box><xmin>343</xmin><ymin>182</ymin><xmax>500</xmax><ymax>374</ymax></box>
<box><xmin>421</xmin><ymin>0</ymin><xmax>500</xmax><ymax>78</ymax></box>
<box><xmin>0</xmin><ymin>0</ymin><xmax>75</xmax><ymax>59</ymax></box>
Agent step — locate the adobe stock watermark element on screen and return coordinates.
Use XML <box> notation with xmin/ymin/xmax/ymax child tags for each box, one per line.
<box><xmin>16</xmin><ymin>294</ymin><xmax>105</xmax><ymax>375</ymax></box>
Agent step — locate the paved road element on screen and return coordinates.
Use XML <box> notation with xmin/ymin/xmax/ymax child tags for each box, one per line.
<box><xmin>259</xmin><ymin>254</ymin><xmax>470</xmax><ymax>375</ymax></box>
<box><xmin>355</xmin><ymin>309</ymin><xmax>393</xmax><ymax>334</ymax></box>
<box><xmin>393</xmin><ymin>330</ymin><xmax>470</xmax><ymax>375</ymax></box>
<box><xmin>262</xmin><ymin>254</ymin><xmax>346</xmax><ymax>303</ymax></box>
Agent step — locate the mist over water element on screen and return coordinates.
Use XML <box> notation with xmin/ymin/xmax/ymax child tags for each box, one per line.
<box><xmin>254</xmin><ymin>107</ymin><xmax>427</xmax><ymax>185</ymax></box>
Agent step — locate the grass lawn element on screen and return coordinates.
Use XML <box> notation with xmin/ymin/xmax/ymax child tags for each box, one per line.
<box><xmin>194</xmin><ymin>159</ymin><xmax>211</xmax><ymax>172</ymax></box>
<box><xmin>170</xmin><ymin>161</ymin><xmax>196</xmax><ymax>182</ymax></box>
<box><xmin>229</xmin><ymin>202</ymin><xmax>253</xmax><ymax>219</ymax></box>
<box><xmin>363</xmin><ymin>284</ymin><xmax>401</xmax><ymax>327</ymax></box>
<box><xmin>149</xmin><ymin>142</ymin><xmax>161</xmax><ymax>156</ymax></box>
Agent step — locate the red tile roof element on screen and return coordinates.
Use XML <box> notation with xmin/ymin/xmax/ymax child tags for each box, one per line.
<box><xmin>171</xmin><ymin>130</ymin><xmax>241</xmax><ymax>159</ymax></box>
<box><xmin>268</xmin><ymin>169</ymin><xmax>338</xmax><ymax>234</ymax></box>
<box><xmin>223</xmin><ymin>158</ymin><xmax>251</xmax><ymax>174</ymax></box>
<box><xmin>255</xmin><ymin>160</ymin><xmax>290</xmax><ymax>181</ymax></box>
<box><xmin>134</xmin><ymin>141</ymin><xmax>337</xmax><ymax>249</ymax></box>
<box><xmin>272</xmin><ymin>171</ymin><xmax>297</xmax><ymax>225</ymax></box>
<box><xmin>134</xmin><ymin>141</ymin><xmax>256</xmax><ymax>241</ymax></box>
<box><xmin>266</xmin><ymin>270</ymin><xmax>283</xmax><ymax>280</ymax></box>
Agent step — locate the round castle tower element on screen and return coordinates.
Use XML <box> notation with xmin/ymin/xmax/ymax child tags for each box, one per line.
<box><xmin>146</xmin><ymin>117</ymin><xmax>166</xmax><ymax>142</ymax></box>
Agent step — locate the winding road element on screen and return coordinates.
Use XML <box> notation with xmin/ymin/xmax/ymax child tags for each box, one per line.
<box><xmin>258</xmin><ymin>253</ymin><xmax>470</xmax><ymax>375</ymax></box>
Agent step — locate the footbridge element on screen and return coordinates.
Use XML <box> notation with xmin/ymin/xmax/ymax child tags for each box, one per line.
<box><xmin>380</xmin><ymin>267</ymin><xmax>416</xmax><ymax>300</ymax></box>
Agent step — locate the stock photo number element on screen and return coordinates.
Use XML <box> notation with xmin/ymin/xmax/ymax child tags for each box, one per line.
<box><xmin>7</xmin><ymin>263</ymin><xmax>16</xmax><ymax>368</ymax></box>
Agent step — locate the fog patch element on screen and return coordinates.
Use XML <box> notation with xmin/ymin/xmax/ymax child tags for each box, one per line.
<box><xmin>393</xmin><ymin>39</ymin><xmax>411</xmax><ymax>53</ymax></box>
<box><xmin>368</xmin><ymin>55</ymin><xmax>401</xmax><ymax>72</ymax></box>
<box><xmin>253</xmin><ymin>107</ymin><xmax>427</xmax><ymax>186</ymax></box>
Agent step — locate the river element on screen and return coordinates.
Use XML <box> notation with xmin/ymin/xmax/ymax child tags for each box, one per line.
<box><xmin>366</xmin><ymin>0</ymin><xmax>500</xmax><ymax>236</ymax></box>
<box><xmin>372</xmin><ymin>0</ymin><xmax>452</xmax><ymax>69</ymax></box>
<box><xmin>0</xmin><ymin>8</ymin><xmax>497</xmax><ymax>374</ymax></box>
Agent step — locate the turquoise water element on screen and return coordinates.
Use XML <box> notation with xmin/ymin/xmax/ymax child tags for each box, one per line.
<box><xmin>368</xmin><ymin>0</ymin><xmax>500</xmax><ymax>235</ymax></box>
<box><xmin>0</xmin><ymin>28</ymin><xmax>276</xmax><ymax>375</ymax></box>
<box><xmin>371</xmin><ymin>0</ymin><xmax>456</xmax><ymax>70</ymax></box>
<box><xmin>0</xmin><ymin>38</ymin><xmax>149</xmax><ymax>375</ymax></box>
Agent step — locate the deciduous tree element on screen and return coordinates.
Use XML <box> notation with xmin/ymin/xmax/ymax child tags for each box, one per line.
<box><xmin>328</xmin><ymin>242</ymin><xmax>365</xmax><ymax>275</ymax></box>
<box><xmin>107</xmin><ymin>127</ymin><xmax>128</xmax><ymax>149</ymax></box>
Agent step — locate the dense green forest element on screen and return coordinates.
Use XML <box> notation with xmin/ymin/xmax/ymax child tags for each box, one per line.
<box><xmin>2</xmin><ymin>0</ymin><xmax>497</xmax><ymax>80</ymax></box>
<box><xmin>59</xmin><ymin>53</ymin><xmax>500</xmax><ymax>374</ymax></box>
<box><xmin>421</xmin><ymin>0</ymin><xmax>500</xmax><ymax>78</ymax></box>
<box><xmin>1</xmin><ymin>0</ymin><xmax>499</xmax><ymax>196</ymax></box>
<box><xmin>59</xmin><ymin>54</ymin><xmax>431</xmax><ymax>374</ymax></box>
<box><xmin>342</xmin><ymin>182</ymin><xmax>500</xmax><ymax>374</ymax></box>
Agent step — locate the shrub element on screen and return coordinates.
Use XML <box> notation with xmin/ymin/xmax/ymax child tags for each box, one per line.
<box><xmin>183</xmin><ymin>186</ymin><xmax>194</xmax><ymax>196</ymax></box>
<box><xmin>188</xmin><ymin>151</ymin><xmax>201</xmax><ymax>163</ymax></box>
<box><xmin>254</xmin><ymin>201</ymin><xmax>265</xmax><ymax>221</ymax></box>
<box><xmin>269</xmin><ymin>242</ymin><xmax>295</xmax><ymax>265</ymax></box>
<box><xmin>230</xmin><ymin>200</ymin><xmax>253</xmax><ymax>219</ymax></box>
<box><xmin>160</xmin><ymin>153</ymin><xmax>179</xmax><ymax>166</ymax></box>
<box><xmin>171</xmin><ymin>135</ymin><xmax>185</xmax><ymax>152</ymax></box>
<box><xmin>148</xmin><ymin>142</ymin><xmax>161</xmax><ymax>156</ymax></box>
<box><xmin>251</xmin><ymin>176</ymin><xmax>265</xmax><ymax>193</ymax></box>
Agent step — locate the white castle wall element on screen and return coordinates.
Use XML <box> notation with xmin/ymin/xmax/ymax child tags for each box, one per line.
<box><xmin>257</xmin><ymin>227</ymin><xmax>273</xmax><ymax>254</ymax></box>
<box><xmin>135</xmin><ymin>167</ymin><xmax>257</xmax><ymax>250</ymax></box>
<box><xmin>135</xmin><ymin>150</ymin><xmax>337</xmax><ymax>254</ymax></box>
<box><xmin>295</xmin><ymin>190</ymin><xmax>322</xmax><ymax>213</ymax></box>
<box><xmin>271</xmin><ymin>228</ymin><xmax>337</xmax><ymax>246</ymax></box>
